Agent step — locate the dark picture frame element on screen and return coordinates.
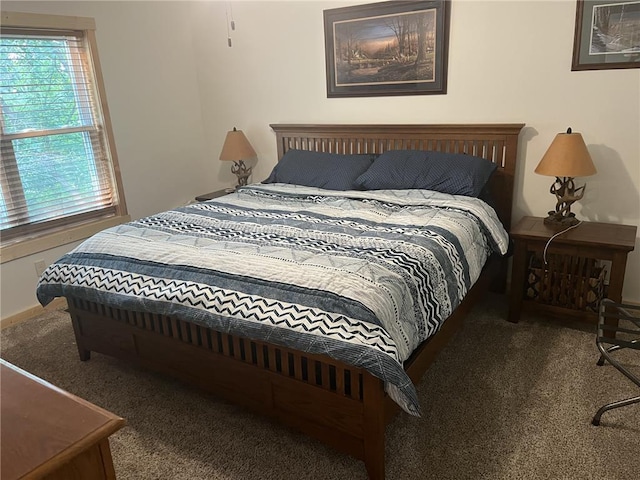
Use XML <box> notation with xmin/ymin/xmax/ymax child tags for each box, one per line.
<box><xmin>323</xmin><ymin>1</ymin><xmax>450</xmax><ymax>97</ymax></box>
<box><xmin>572</xmin><ymin>0</ymin><xmax>640</xmax><ymax>70</ymax></box>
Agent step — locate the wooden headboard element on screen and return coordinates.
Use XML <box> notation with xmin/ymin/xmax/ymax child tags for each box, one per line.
<box><xmin>270</xmin><ymin>123</ymin><xmax>524</xmax><ymax>230</ymax></box>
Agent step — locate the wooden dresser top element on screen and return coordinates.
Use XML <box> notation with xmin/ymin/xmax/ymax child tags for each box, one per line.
<box><xmin>0</xmin><ymin>359</ymin><xmax>124</xmax><ymax>480</ymax></box>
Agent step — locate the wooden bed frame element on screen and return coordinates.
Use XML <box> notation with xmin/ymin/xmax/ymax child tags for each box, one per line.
<box><xmin>66</xmin><ymin>123</ymin><xmax>524</xmax><ymax>479</ymax></box>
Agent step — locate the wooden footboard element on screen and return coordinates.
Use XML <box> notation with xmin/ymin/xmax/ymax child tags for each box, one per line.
<box><xmin>66</xmin><ymin>297</ymin><xmax>387</xmax><ymax>479</ymax></box>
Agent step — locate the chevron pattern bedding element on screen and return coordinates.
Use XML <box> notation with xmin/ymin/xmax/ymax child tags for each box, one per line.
<box><xmin>37</xmin><ymin>184</ymin><xmax>509</xmax><ymax>415</ymax></box>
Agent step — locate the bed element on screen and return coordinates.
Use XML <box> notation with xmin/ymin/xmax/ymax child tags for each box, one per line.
<box><xmin>37</xmin><ymin>123</ymin><xmax>524</xmax><ymax>479</ymax></box>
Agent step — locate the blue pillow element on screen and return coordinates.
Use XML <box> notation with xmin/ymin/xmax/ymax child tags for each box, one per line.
<box><xmin>354</xmin><ymin>150</ymin><xmax>497</xmax><ymax>197</ymax></box>
<box><xmin>263</xmin><ymin>149</ymin><xmax>375</xmax><ymax>191</ymax></box>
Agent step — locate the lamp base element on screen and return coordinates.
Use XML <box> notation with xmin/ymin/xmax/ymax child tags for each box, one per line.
<box><xmin>543</xmin><ymin>211</ymin><xmax>580</xmax><ymax>227</ymax></box>
<box><xmin>231</xmin><ymin>160</ymin><xmax>252</xmax><ymax>188</ymax></box>
<box><xmin>544</xmin><ymin>176</ymin><xmax>585</xmax><ymax>228</ymax></box>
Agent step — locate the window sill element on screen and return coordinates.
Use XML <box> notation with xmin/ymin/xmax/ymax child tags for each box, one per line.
<box><xmin>0</xmin><ymin>215</ymin><xmax>131</xmax><ymax>263</ymax></box>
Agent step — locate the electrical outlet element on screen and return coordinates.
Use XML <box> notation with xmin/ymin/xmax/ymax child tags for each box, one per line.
<box><xmin>34</xmin><ymin>260</ymin><xmax>46</xmax><ymax>276</ymax></box>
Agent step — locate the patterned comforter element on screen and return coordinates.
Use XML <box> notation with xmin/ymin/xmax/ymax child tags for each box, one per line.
<box><xmin>37</xmin><ymin>184</ymin><xmax>509</xmax><ymax>415</ymax></box>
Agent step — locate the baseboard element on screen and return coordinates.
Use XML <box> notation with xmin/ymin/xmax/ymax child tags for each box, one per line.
<box><xmin>1</xmin><ymin>298</ymin><xmax>68</xmax><ymax>330</ymax></box>
<box><xmin>624</xmin><ymin>300</ymin><xmax>640</xmax><ymax>318</ymax></box>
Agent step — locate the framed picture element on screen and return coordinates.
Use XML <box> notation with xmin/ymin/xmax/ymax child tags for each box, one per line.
<box><xmin>572</xmin><ymin>0</ymin><xmax>640</xmax><ymax>70</ymax></box>
<box><xmin>323</xmin><ymin>1</ymin><xmax>450</xmax><ymax>97</ymax></box>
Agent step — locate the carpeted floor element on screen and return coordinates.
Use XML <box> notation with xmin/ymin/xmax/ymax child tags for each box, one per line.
<box><xmin>2</xmin><ymin>293</ymin><xmax>638</xmax><ymax>479</ymax></box>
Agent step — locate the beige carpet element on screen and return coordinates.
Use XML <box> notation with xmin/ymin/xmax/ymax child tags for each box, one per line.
<box><xmin>2</xmin><ymin>294</ymin><xmax>638</xmax><ymax>480</ymax></box>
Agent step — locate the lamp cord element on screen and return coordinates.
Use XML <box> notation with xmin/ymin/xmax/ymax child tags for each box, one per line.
<box><xmin>543</xmin><ymin>221</ymin><xmax>583</xmax><ymax>265</ymax></box>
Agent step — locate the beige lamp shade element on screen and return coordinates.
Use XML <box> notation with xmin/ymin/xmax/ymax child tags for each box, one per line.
<box><xmin>219</xmin><ymin>128</ymin><xmax>256</xmax><ymax>162</ymax></box>
<box><xmin>535</xmin><ymin>128</ymin><xmax>596</xmax><ymax>178</ymax></box>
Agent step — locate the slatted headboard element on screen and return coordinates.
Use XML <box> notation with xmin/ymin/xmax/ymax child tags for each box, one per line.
<box><xmin>270</xmin><ymin>123</ymin><xmax>524</xmax><ymax>230</ymax></box>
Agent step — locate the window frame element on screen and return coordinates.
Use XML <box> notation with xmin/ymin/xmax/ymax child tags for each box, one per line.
<box><xmin>0</xmin><ymin>11</ymin><xmax>128</xmax><ymax>263</ymax></box>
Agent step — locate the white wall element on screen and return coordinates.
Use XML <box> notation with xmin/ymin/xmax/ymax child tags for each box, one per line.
<box><xmin>1</xmin><ymin>0</ymin><xmax>638</xmax><ymax>320</ymax></box>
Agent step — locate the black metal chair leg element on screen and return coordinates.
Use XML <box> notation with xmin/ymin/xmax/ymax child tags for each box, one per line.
<box><xmin>592</xmin><ymin>396</ymin><xmax>640</xmax><ymax>426</ymax></box>
<box><xmin>592</xmin><ymin>300</ymin><xmax>640</xmax><ymax>426</ymax></box>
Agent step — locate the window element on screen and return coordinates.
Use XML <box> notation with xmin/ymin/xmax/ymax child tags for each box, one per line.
<box><xmin>0</xmin><ymin>12</ymin><xmax>127</xmax><ymax>261</ymax></box>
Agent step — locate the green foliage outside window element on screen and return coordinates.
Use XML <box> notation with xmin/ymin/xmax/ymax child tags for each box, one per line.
<box><xmin>1</xmin><ymin>36</ymin><xmax>103</xmax><ymax>228</ymax></box>
<box><xmin>1</xmin><ymin>38</ymin><xmax>84</xmax><ymax>132</ymax></box>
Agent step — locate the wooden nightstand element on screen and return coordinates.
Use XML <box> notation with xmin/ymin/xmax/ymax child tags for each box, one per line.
<box><xmin>195</xmin><ymin>189</ymin><xmax>230</xmax><ymax>202</ymax></box>
<box><xmin>508</xmin><ymin>216</ymin><xmax>636</xmax><ymax>323</ymax></box>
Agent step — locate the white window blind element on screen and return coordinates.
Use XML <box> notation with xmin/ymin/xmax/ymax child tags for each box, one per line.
<box><xmin>0</xmin><ymin>27</ymin><xmax>122</xmax><ymax>242</ymax></box>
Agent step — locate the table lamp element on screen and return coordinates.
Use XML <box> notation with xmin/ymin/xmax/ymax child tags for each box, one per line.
<box><xmin>534</xmin><ymin>127</ymin><xmax>596</xmax><ymax>226</ymax></box>
<box><xmin>219</xmin><ymin>127</ymin><xmax>257</xmax><ymax>188</ymax></box>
